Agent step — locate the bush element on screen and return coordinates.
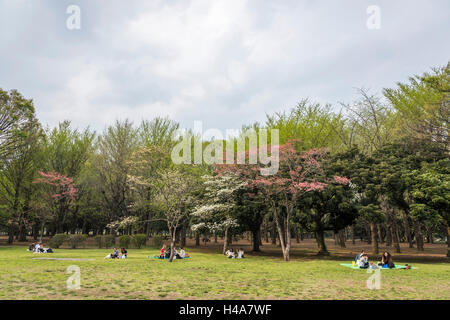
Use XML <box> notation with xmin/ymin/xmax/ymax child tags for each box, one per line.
<box><xmin>119</xmin><ymin>235</ymin><xmax>131</xmax><ymax>248</ymax></box>
<box><xmin>151</xmin><ymin>234</ymin><xmax>164</xmax><ymax>248</ymax></box>
<box><xmin>94</xmin><ymin>235</ymin><xmax>103</xmax><ymax>248</ymax></box>
<box><xmin>102</xmin><ymin>234</ymin><xmax>115</xmax><ymax>248</ymax></box>
<box><xmin>49</xmin><ymin>234</ymin><xmax>68</xmax><ymax>248</ymax></box>
<box><xmin>68</xmin><ymin>234</ymin><xmax>87</xmax><ymax>249</ymax></box>
<box><xmin>132</xmin><ymin>234</ymin><xmax>147</xmax><ymax>249</ymax></box>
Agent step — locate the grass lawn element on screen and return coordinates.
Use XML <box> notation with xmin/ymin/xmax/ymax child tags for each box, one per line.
<box><xmin>0</xmin><ymin>246</ymin><xmax>448</xmax><ymax>300</ymax></box>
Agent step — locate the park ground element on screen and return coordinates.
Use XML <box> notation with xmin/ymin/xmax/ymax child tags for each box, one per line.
<box><xmin>0</xmin><ymin>238</ymin><xmax>449</xmax><ymax>300</ymax></box>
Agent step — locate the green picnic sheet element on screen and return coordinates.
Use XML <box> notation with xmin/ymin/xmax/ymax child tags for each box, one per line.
<box><xmin>340</xmin><ymin>263</ymin><xmax>417</xmax><ymax>270</ymax></box>
<box><xmin>149</xmin><ymin>255</ymin><xmax>191</xmax><ymax>260</ymax></box>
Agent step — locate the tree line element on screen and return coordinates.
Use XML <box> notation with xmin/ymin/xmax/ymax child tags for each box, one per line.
<box><xmin>0</xmin><ymin>63</ymin><xmax>448</xmax><ymax>261</ymax></box>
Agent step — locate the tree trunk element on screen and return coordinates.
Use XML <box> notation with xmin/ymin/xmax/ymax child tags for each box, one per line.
<box><xmin>168</xmin><ymin>227</ymin><xmax>176</xmax><ymax>262</ymax></box>
<box><xmin>222</xmin><ymin>227</ymin><xmax>229</xmax><ymax>254</ymax></box>
<box><xmin>370</xmin><ymin>222</ymin><xmax>379</xmax><ymax>254</ymax></box>
<box><xmin>402</xmin><ymin>211</ymin><xmax>414</xmax><ymax>248</ymax></box>
<box><xmin>251</xmin><ymin>229</ymin><xmax>260</xmax><ymax>252</ymax></box>
<box><xmin>445</xmin><ymin>223</ymin><xmax>450</xmax><ymax>258</ymax></box>
<box><xmin>181</xmin><ymin>226</ymin><xmax>186</xmax><ymax>247</ymax></box>
<box><xmin>295</xmin><ymin>226</ymin><xmax>300</xmax><ymax>243</ymax></box>
<box><xmin>195</xmin><ymin>232</ymin><xmax>200</xmax><ymax>247</ymax></box>
<box><xmin>8</xmin><ymin>228</ymin><xmax>14</xmax><ymax>244</ymax></box>
<box><xmin>315</xmin><ymin>230</ymin><xmax>329</xmax><ymax>255</ymax></box>
<box><xmin>413</xmin><ymin>219</ymin><xmax>424</xmax><ymax>251</ymax></box>
<box><xmin>385</xmin><ymin>223</ymin><xmax>392</xmax><ymax>247</ymax></box>
<box><xmin>271</xmin><ymin>220</ymin><xmax>277</xmax><ymax>245</ymax></box>
<box><xmin>426</xmin><ymin>226</ymin><xmax>433</xmax><ymax>244</ymax></box>
<box><xmin>351</xmin><ymin>225</ymin><xmax>356</xmax><ymax>245</ymax></box>
<box><xmin>391</xmin><ymin>223</ymin><xmax>401</xmax><ymax>253</ymax></box>
<box><xmin>377</xmin><ymin>223</ymin><xmax>384</xmax><ymax>244</ymax></box>
<box><xmin>338</xmin><ymin>229</ymin><xmax>346</xmax><ymax>248</ymax></box>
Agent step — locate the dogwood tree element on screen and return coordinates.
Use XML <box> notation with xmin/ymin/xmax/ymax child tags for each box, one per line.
<box><xmin>217</xmin><ymin>141</ymin><xmax>350</xmax><ymax>261</ymax></box>
<box><xmin>192</xmin><ymin>173</ymin><xmax>245</xmax><ymax>253</ymax></box>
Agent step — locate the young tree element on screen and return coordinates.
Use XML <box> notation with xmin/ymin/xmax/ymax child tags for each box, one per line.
<box><xmin>192</xmin><ymin>173</ymin><xmax>244</xmax><ymax>254</ymax></box>
<box><xmin>154</xmin><ymin>167</ymin><xmax>201</xmax><ymax>262</ymax></box>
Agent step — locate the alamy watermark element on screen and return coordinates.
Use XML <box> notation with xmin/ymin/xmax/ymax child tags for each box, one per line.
<box><xmin>171</xmin><ymin>121</ymin><xmax>279</xmax><ymax>176</ymax></box>
<box><xmin>366</xmin><ymin>5</ymin><xmax>381</xmax><ymax>30</ymax></box>
<box><xmin>66</xmin><ymin>265</ymin><xmax>81</xmax><ymax>290</ymax></box>
<box><xmin>66</xmin><ymin>5</ymin><xmax>81</xmax><ymax>30</ymax></box>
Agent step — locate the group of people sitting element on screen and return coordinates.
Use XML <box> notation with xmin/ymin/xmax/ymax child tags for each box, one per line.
<box><xmin>28</xmin><ymin>242</ymin><xmax>53</xmax><ymax>253</ymax></box>
<box><xmin>354</xmin><ymin>250</ymin><xmax>395</xmax><ymax>269</ymax></box>
<box><xmin>105</xmin><ymin>247</ymin><xmax>128</xmax><ymax>259</ymax></box>
<box><xmin>225</xmin><ymin>247</ymin><xmax>244</xmax><ymax>259</ymax></box>
<box><xmin>159</xmin><ymin>245</ymin><xmax>189</xmax><ymax>259</ymax></box>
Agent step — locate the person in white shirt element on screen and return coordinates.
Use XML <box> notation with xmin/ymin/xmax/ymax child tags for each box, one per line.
<box><xmin>178</xmin><ymin>247</ymin><xmax>186</xmax><ymax>258</ymax></box>
<box><xmin>237</xmin><ymin>248</ymin><xmax>244</xmax><ymax>259</ymax></box>
<box><xmin>34</xmin><ymin>243</ymin><xmax>41</xmax><ymax>253</ymax></box>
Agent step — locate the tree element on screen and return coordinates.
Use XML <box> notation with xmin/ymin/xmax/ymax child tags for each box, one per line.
<box><xmin>384</xmin><ymin>63</ymin><xmax>449</xmax><ymax>150</ymax></box>
<box><xmin>406</xmin><ymin>159</ymin><xmax>450</xmax><ymax>257</ymax></box>
<box><xmin>42</xmin><ymin>121</ymin><xmax>94</xmax><ymax>233</ymax></box>
<box><xmin>0</xmin><ymin>89</ymin><xmax>36</xmax><ymax>162</ymax></box>
<box><xmin>33</xmin><ymin>171</ymin><xmax>77</xmax><ymax>237</ymax></box>
<box><xmin>154</xmin><ymin>167</ymin><xmax>201</xmax><ymax>262</ymax></box>
<box><xmin>192</xmin><ymin>173</ymin><xmax>244</xmax><ymax>254</ymax></box>
<box><xmin>95</xmin><ymin>120</ymin><xmax>137</xmax><ymax>231</ymax></box>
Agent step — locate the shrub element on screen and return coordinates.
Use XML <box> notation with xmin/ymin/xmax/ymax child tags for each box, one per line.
<box><xmin>151</xmin><ymin>234</ymin><xmax>164</xmax><ymax>248</ymax></box>
<box><xmin>94</xmin><ymin>235</ymin><xmax>103</xmax><ymax>248</ymax></box>
<box><xmin>102</xmin><ymin>235</ymin><xmax>115</xmax><ymax>248</ymax></box>
<box><xmin>49</xmin><ymin>234</ymin><xmax>68</xmax><ymax>248</ymax></box>
<box><xmin>119</xmin><ymin>235</ymin><xmax>131</xmax><ymax>248</ymax></box>
<box><xmin>132</xmin><ymin>234</ymin><xmax>147</xmax><ymax>249</ymax></box>
<box><xmin>68</xmin><ymin>234</ymin><xmax>87</xmax><ymax>249</ymax></box>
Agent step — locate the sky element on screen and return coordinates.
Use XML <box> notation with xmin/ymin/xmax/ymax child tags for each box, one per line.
<box><xmin>0</xmin><ymin>0</ymin><xmax>449</xmax><ymax>133</ymax></box>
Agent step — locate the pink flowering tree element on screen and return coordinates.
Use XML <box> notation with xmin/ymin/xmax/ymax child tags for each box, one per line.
<box><xmin>33</xmin><ymin>171</ymin><xmax>77</xmax><ymax>233</ymax></box>
<box><xmin>216</xmin><ymin>141</ymin><xmax>350</xmax><ymax>261</ymax></box>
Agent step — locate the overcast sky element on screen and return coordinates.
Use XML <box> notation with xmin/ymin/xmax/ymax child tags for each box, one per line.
<box><xmin>0</xmin><ymin>0</ymin><xmax>449</xmax><ymax>133</ymax></box>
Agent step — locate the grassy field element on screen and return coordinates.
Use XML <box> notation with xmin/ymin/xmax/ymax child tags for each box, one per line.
<box><xmin>0</xmin><ymin>246</ymin><xmax>449</xmax><ymax>300</ymax></box>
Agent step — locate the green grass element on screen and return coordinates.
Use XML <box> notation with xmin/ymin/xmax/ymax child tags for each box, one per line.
<box><xmin>0</xmin><ymin>246</ymin><xmax>448</xmax><ymax>300</ymax></box>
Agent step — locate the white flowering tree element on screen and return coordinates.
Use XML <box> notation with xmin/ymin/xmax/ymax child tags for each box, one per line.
<box><xmin>154</xmin><ymin>167</ymin><xmax>202</xmax><ymax>262</ymax></box>
<box><xmin>192</xmin><ymin>173</ymin><xmax>245</xmax><ymax>254</ymax></box>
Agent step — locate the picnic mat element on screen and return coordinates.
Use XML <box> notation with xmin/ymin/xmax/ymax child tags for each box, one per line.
<box><xmin>150</xmin><ymin>255</ymin><xmax>191</xmax><ymax>260</ymax></box>
<box><xmin>340</xmin><ymin>263</ymin><xmax>417</xmax><ymax>270</ymax></box>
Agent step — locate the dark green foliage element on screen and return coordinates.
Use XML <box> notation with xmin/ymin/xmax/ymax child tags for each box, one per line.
<box><xmin>49</xmin><ymin>234</ymin><xmax>68</xmax><ymax>248</ymax></box>
<box><xmin>132</xmin><ymin>234</ymin><xmax>147</xmax><ymax>248</ymax></box>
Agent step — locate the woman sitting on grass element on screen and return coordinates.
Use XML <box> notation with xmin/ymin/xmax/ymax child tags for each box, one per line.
<box><xmin>378</xmin><ymin>251</ymin><xmax>395</xmax><ymax>268</ymax></box>
<box><xmin>225</xmin><ymin>248</ymin><xmax>236</xmax><ymax>259</ymax></box>
<box><xmin>237</xmin><ymin>248</ymin><xmax>244</xmax><ymax>259</ymax></box>
<box><xmin>358</xmin><ymin>253</ymin><xmax>370</xmax><ymax>269</ymax></box>
<box><xmin>120</xmin><ymin>248</ymin><xmax>127</xmax><ymax>259</ymax></box>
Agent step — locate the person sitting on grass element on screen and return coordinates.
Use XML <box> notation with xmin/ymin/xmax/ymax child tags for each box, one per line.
<box><xmin>112</xmin><ymin>247</ymin><xmax>119</xmax><ymax>259</ymax></box>
<box><xmin>178</xmin><ymin>247</ymin><xmax>186</xmax><ymax>258</ymax></box>
<box><xmin>225</xmin><ymin>248</ymin><xmax>236</xmax><ymax>259</ymax></box>
<box><xmin>165</xmin><ymin>246</ymin><xmax>171</xmax><ymax>259</ymax></box>
<box><xmin>159</xmin><ymin>245</ymin><xmax>166</xmax><ymax>259</ymax></box>
<box><xmin>378</xmin><ymin>251</ymin><xmax>395</xmax><ymax>268</ymax></box>
<box><xmin>120</xmin><ymin>248</ymin><xmax>127</xmax><ymax>259</ymax></box>
<box><xmin>358</xmin><ymin>253</ymin><xmax>370</xmax><ymax>269</ymax></box>
<box><xmin>237</xmin><ymin>248</ymin><xmax>245</xmax><ymax>259</ymax></box>
<box><xmin>28</xmin><ymin>243</ymin><xmax>35</xmax><ymax>251</ymax></box>
<box><xmin>355</xmin><ymin>250</ymin><xmax>365</xmax><ymax>263</ymax></box>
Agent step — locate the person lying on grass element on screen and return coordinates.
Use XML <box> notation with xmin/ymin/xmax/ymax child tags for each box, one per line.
<box><xmin>378</xmin><ymin>251</ymin><xmax>395</xmax><ymax>268</ymax></box>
